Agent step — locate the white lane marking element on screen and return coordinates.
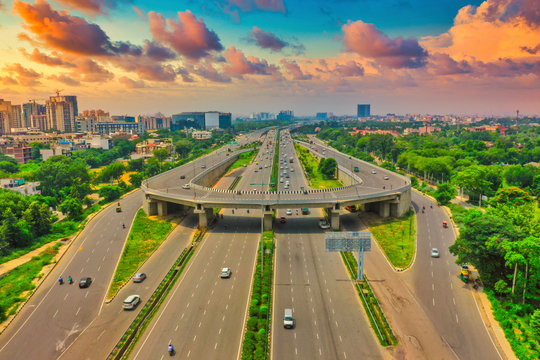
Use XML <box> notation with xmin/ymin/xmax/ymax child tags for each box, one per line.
<box><xmin>175</xmin><ymin>325</ymin><xmax>178</xmax><ymax>331</ymax></box>
<box><xmin>86</xmin><ymin>257</ymin><xmax>90</xmax><ymax>263</ymax></box>
<box><xmin>80</xmin><ymin>268</ymin><xmax>84</xmax><ymax>273</ymax></box>
<box><xmin>198</xmin><ymin>322</ymin><xmax>202</xmax><ymax>328</ymax></box>
<box><xmin>64</xmin><ymin>294</ymin><xmax>69</xmax><ymax>301</ymax></box>
<box><xmin>76</xmin><ymin>307</ymin><xmax>81</xmax><ymax>316</ymax></box>
<box><xmin>339</xmin><ymin>335</ymin><xmax>342</xmax><ymax>342</ymax></box>
<box><xmin>456</xmin><ymin>314</ymin><xmax>459</xmax><ymax>323</ymax></box>
<box><xmin>219</xmin><ymin>328</ymin><xmax>222</xmax><ymax>334</ymax></box>
<box><xmin>215</xmin><ymin>343</ymin><xmax>218</xmax><ymax>349</ymax></box>
<box><xmin>53</xmin><ymin>309</ymin><xmax>58</xmax><ymax>318</ymax></box>
<box><xmin>85</xmin><ymin>292</ymin><xmax>88</xmax><ymax>298</ymax></box>
<box><xmin>433</xmin><ymin>298</ymin><xmax>435</xmax><ymax>306</ymax></box>
<box><xmin>97</xmin><ymin>265</ymin><xmax>101</xmax><ymax>272</ymax></box>
<box><xmin>193</xmin><ymin>335</ymin><xmax>197</xmax><ymax>342</ymax></box>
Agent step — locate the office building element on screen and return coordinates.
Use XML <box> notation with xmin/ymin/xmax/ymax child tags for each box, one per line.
<box><xmin>0</xmin><ymin>99</ymin><xmax>13</xmax><ymax>135</ymax></box>
<box><xmin>94</xmin><ymin>121</ymin><xmax>144</xmax><ymax>135</ymax></box>
<box><xmin>171</xmin><ymin>111</ymin><xmax>231</xmax><ymax>131</ymax></box>
<box><xmin>277</xmin><ymin>110</ymin><xmax>294</xmax><ymax>122</ymax></box>
<box><xmin>357</xmin><ymin>104</ymin><xmax>371</xmax><ymax>117</ymax></box>
<box><xmin>46</xmin><ymin>95</ymin><xmax>78</xmax><ymax>132</ymax></box>
<box><xmin>192</xmin><ymin>130</ymin><xmax>212</xmax><ymax>140</ymax></box>
<box><xmin>11</xmin><ymin>105</ymin><xmax>22</xmax><ymax>129</ymax></box>
<box><xmin>144</xmin><ymin>117</ymin><xmax>171</xmax><ymax>130</ymax></box>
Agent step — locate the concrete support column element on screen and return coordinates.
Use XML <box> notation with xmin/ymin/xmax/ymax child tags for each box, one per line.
<box><xmin>195</xmin><ymin>207</ymin><xmax>214</xmax><ymax>229</ymax></box>
<box><xmin>263</xmin><ymin>210</ymin><xmax>273</xmax><ymax>231</ymax></box>
<box><xmin>157</xmin><ymin>201</ymin><xmax>168</xmax><ymax>216</ymax></box>
<box><xmin>379</xmin><ymin>202</ymin><xmax>390</xmax><ymax>218</ymax></box>
<box><xmin>143</xmin><ymin>196</ymin><xmax>158</xmax><ymax>216</ymax></box>
<box><xmin>329</xmin><ymin>209</ymin><xmax>340</xmax><ymax>230</ymax></box>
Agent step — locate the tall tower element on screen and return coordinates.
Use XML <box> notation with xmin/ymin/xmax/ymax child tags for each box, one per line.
<box><xmin>357</xmin><ymin>104</ymin><xmax>370</xmax><ymax>117</ymax></box>
<box><xmin>0</xmin><ymin>99</ymin><xmax>13</xmax><ymax>135</ymax></box>
<box><xmin>46</xmin><ymin>95</ymin><xmax>78</xmax><ymax>132</ymax></box>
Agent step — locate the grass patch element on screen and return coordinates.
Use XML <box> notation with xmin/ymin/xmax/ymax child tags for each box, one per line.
<box><xmin>269</xmin><ymin>130</ymin><xmax>280</xmax><ymax>192</ymax></box>
<box><xmin>227</xmin><ymin>150</ymin><xmax>258</xmax><ymax>172</ymax></box>
<box><xmin>241</xmin><ymin>230</ymin><xmax>274</xmax><ymax>360</ymax></box>
<box><xmin>107</xmin><ymin>209</ymin><xmax>174</xmax><ymax>298</ymax></box>
<box><xmin>368</xmin><ymin>210</ymin><xmax>416</xmax><ymax>269</ymax></box>
<box><xmin>446</xmin><ymin>203</ymin><xmax>470</xmax><ymax>229</ymax></box>
<box><xmin>294</xmin><ymin>143</ymin><xmax>343</xmax><ymax>189</ymax></box>
<box><xmin>0</xmin><ymin>244</ymin><xmax>60</xmax><ymax>322</ymax></box>
<box><xmin>341</xmin><ymin>251</ymin><xmax>397</xmax><ymax>346</ymax></box>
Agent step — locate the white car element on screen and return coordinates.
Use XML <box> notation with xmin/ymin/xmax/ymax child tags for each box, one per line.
<box><xmin>384</xmin><ymin>175</ymin><xmax>389</xmax><ymax>180</ymax></box>
<box><xmin>182</xmin><ymin>184</ymin><xmax>190</xmax><ymax>189</ymax></box>
<box><xmin>220</xmin><ymin>267</ymin><xmax>232</xmax><ymax>278</ymax></box>
<box><xmin>371</xmin><ymin>169</ymin><xmax>377</xmax><ymax>174</ymax></box>
<box><xmin>431</xmin><ymin>248</ymin><xmax>440</xmax><ymax>258</ymax></box>
<box><xmin>318</xmin><ymin>219</ymin><xmax>330</xmax><ymax>229</ymax></box>
<box><xmin>286</xmin><ymin>209</ymin><xmax>292</xmax><ymax>215</ymax></box>
<box><xmin>123</xmin><ymin>295</ymin><xmax>141</xmax><ymax>310</ymax></box>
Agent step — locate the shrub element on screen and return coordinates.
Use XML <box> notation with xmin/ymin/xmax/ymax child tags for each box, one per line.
<box><xmin>247</xmin><ymin>317</ymin><xmax>258</xmax><ymax>332</ymax></box>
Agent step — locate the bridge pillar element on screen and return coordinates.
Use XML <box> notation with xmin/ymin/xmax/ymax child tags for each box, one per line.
<box><xmin>379</xmin><ymin>202</ymin><xmax>390</xmax><ymax>218</ymax></box>
<box><xmin>195</xmin><ymin>207</ymin><xmax>214</xmax><ymax>229</ymax></box>
<box><xmin>263</xmin><ymin>210</ymin><xmax>273</xmax><ymax>231</ymax></box>
<box><xmin>329</xmin><ymin>209</ymin><xmax>340</xmax><ymax>230</ymax></box>
<box><xmin>143</xmin><ymin>196</ymin><xmax>158</xmax><ymax>216</ymax></box>
<box><xmin>157</xmin><ymin>201</ymin><xmax>168</xmax><ymax>216</ymax></box>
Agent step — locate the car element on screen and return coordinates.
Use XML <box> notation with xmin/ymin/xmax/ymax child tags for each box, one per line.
<box><xmin>286</xmin><ymin>209</ymin><xmax>292</xmax><ymax>215</ymax></box>
<box><xmin>79</xmin><ymin>277</ymin><xmax>92</xmax><ymax>288</ymax></box>
<box><xmin>220</xmin><ymin>267</ymin><xmax>232</xmax><ymax>278</ymax></box>
<box><xmin>182</xmin><ymin>184</ymin><xmax>190</xmax><ymax>189</ymax></box>
<box><xmin>301</xmin><ymin>208</ymin><xmax>309</xmax><ymax>215</ymax></box>
<box><xmin>180</xmin><ymin>175</ymin><xmax>186</xmax><ymax>179</ymax></box>
<box><xmin>285</xmin><ymin>174</ymin><xmax>290</xmax><ymax>178</ymax></box>
<box><xmin>243</xmin><ymin>164</ymin><xmax>247</xmax><ymax>167</ymax></box>
<box><xmin>371</xmin><ymin>169</ymin><xmax>377</xmax><ymax>174</ymax></box>
<box><xmin>279</xmin><ymin>178</ymin><xmax>284</xmax><ymax>183</ymax></box>
<box><xmin>384</xmin><ymin>175</ymin><xmax>389</xmax><ymax>180</ymax></box>
<box><xmin>280</xmin><ymin>217</ymin><xmax>287</xmax><ymax>223</ymax></box>
<box><xmin>284</xmin><ymin>184</ymin><xmax>289</xmax><ymax>189</ymax></box>
<box><xmin>123</xmin><ymin>295</ymin><xmax>141</xmax><ymax>310</ymax></box>
<box><xmin>201</xmin><ymin>164</ymin><xmax>206</xmax><ymax>168</ymax></box>
<box><xmin>318</xmin><ymin>219</ymin><xmax>330</xmax><ymax>229</ymax></box>
<box><xmin>133</xmin><ymin>273</ymin><xmax>146</xmax><ymax>283</ymax></box>
<box><xmin>431</xmin><ymin>248</ymin><xmax>440</xmax><ymax>258</ymax></box>
<box><xmin>259</xmin><ymin>166</ymin><xmax>263</xmax><ymax>169</ymax></box>
<box><xmin>291</xmin><ymin>168</ymin><xmax>294</xmax><ymax>172</ymax></box>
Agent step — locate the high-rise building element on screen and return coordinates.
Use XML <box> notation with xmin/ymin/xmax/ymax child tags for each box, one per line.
<box><xmin>357</xmin><ymin>104</ymin><xmax>371</xmax><ymax>117</ymax></box>
<box><xmin>219</xmin><ymin>113</ymin><xmax>232</xmax><ymax>129</ymax></box>
<box><xmin>46</xmin><ymin>95</ymin><xmax>78</xmax><ymax>132</ymax></box>
<box><xmin>0</xmin><ymin>99</ymin><xmax>13</xmax><ymax>135</ymax></box>
<box><xmin>277</xmin><ymin>110</ymin><xmax>294</xmax><ymax>122</ymax></box>
<box><xmin>11</xmin><ymin>105</ymin><xmax>22</xmax><ymax>129</ymax></box>
<box><xmin>23</xmin><ymin>102</ymin><xmax>46</xmax><ymax>128</ymax></box>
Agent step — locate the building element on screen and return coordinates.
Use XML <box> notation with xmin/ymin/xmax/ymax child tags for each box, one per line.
<box><xmin>144</xmin><ymin>116</ymin><xmax>171</xmax><ymax>130</ymax></box>
<box><xmin>11</xmin><ymin>105</ymin><xmax>22</xmax><ymax>129</ymax></box>
<box><xmin>40</xmin><ymin>142</ymin><xmax>74</xmax><ymax>161</ymax></box>
<box><xmin>94</xmin><ymin>121</ymin><xmax>144</xmax><ymax>135</ymax></box>
<box><xmin>0</xmin><ymin>99</ymin><xmax>14</xmax><ymax>135</ymax></box>
<box><xmin>30</xmin><ymin>114</ymin><xmax>49</xmax><ymax>130</ymax></box>
<box><xmin>46</xmin><ymin>95</ymin><xmax>78</xmax><ymax>132</ymax></box>
<box><xmin>81</xmin><ymin>109</ymin><xmax>110</xmax><ymax>122</ymax></box>
<box><xmin>219</xmin><ymin>113</ymin><xmax>232</xmax><ymax>129</ymax></box>
<box><xmin>357</xmin><ymin>104</ymin><xmax>371</xmax><ymax>117</ymax></box>
<box><xmin>75</xmin><ymin>117</ymin><xmax>96</xmax><ymax>133</ymax></box>
<box><xmin>23</xmin><ymin>102</ymin><xmax>46</xmax><ymax>128</ymax></box>
<box><xmin>171</xmin><ymin>111</ymin><xmax>231</xmax><ymax>131</ymax></box>
<box><xmin>277</xmin><ymin>110</ymin><xmax>294</xmax><ymax>122</ymax></box>
<box><xmin>111</xmin><ymin>115</ymin><xmax>135</xmax><ymax>122</ymax></box>
<box><xmin>135</xmin><ymin>138</ymin><xmax>174</xmax><ymax>157</ymax></box>
<box><xmin>1</xmin><ymin>143</ymin><xmax>33</xmax><ymax>164</ymax></box>
<box><xmin>1</xmin><ymin>178</ymin><xmax>40</xmax><ymax>196</ymax></box>
<box><xmin>87</xmin><ymin>135</ymin><xmax>113</xmax><ymax>150</ymax></box>
<box><xmin>191</xmin><ymin>130</ymin><xmax>212</xmax><ymax>140</ymax></box>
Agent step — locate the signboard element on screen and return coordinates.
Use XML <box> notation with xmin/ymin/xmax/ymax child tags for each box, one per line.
<box><xmin>325</xmin><ymin>232</ymin><xmax>371</xmax><ymax>252</ymax></box>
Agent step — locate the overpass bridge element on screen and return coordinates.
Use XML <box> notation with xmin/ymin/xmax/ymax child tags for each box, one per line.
<box><xmin>141</xmin><ymin>137</ymin><xmax>411</xmax><ymax>230</ymax></box>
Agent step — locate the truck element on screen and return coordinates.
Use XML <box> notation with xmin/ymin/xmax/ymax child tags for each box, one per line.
<box><xmin>289</xmin><ymin>157</ymin><xmax>293</xmax><ymax>163</ymax></box>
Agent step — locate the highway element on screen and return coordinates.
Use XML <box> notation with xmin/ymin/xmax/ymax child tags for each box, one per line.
<box><xmin>0</xmin><ymin>130</ymin><xmax>265</xmax><ymax>360</ymax></box>
<box><xmin>311</xmin><ymin>136</ymin><xmax>501</xmax><ymax>359</ymax></box>
<box><xmin>272</xmin><ymin>130</ymin><xmax>384</xmax><ymax>360</ymax></box>
<box><xmin>129</xmin><ymin>131</ymin><xmax>276</xmax><ymax>359</ymax></box>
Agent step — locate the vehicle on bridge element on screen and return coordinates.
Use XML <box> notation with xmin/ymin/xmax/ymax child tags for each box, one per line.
<box><xmin>345</xmin><ymin>205</ymin><xmax>357</xmax><ymax>212</ymax></box>
<box><xmin>280</xmin><ymin>217</ymin><xmax>287</xmax><ymax>223</ymax></box>
<box><xmin>301</xmin><ymin>208</ymin><xmax>309</xmax><ymax>215</ymax></box>
<box><xmin>354</xmin><ymin>167</ymin><xmax>359</xmax><ymax>172</ymax></box>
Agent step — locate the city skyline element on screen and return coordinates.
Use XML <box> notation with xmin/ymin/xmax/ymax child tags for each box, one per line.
<box><xmin>0</xmin><ymin>0</ymin><xmax>539</xmax><ymax>116</ymax></box>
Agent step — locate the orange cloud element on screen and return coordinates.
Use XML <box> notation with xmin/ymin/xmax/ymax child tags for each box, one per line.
<box><xmin>48</xmin><ymin>74</ymin><xmax>81</xmax><ymax>86</ymax></box>
<box><xmin>223</xmin><ymin>46</ymin><xmax>277</xmax><ymax>77</ymax></box>
<box><xmin>54</xmin><ymin>0</ymin><xmax>129</xmax><ymax>16</ymax></box>
<box><xmin>148</xmin><ymin>10</ymin><xmax>223</xmax><ymax>60</ymax></box>
<box><xmin>119</xmin><ymin>76</ymin><xmax>145</xmax><ymax>88</ymax></box>
<box><xmin>20</xmin><ymin>48</ymin><xmax>75</xmax><ymax>67</ymax></box>
<box><xmin>2</xmin><ymin>63</ymin><xmax>41</xmax><ymax>86</ymax></box>
<box><xmin>342</xmin><ymin>20</ymin><xmax>428</xmax><ymax>69</ymax></box>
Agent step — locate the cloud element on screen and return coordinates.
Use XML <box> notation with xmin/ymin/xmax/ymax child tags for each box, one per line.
<box><xmin>119</xmin><ymin>76</ymin><xmax>145</xmax><ymax>88</ymax></box>
<box><xmin>224</xmin><ymin>0</ymin><xmax>286</xmax><ymax>13</ymax></box>
<box><xmin>53</xmin><ymin>0</ymin><xmax>130</xmax><ymax>16</ymax></box>
<box><xmin>3</xmin><ymin>63</ymin><xmax>41</xmax><ymax>86</ymax></box>
<box><xmin>13</xmin><ymin>0</ymin><xmax>141</xmax><ymax>56</ymax></box>
<box><xmin>20</xmin><ymin>48</ymin><xmax>75</xmax><ymax>67</ymax></box>
<box><xmin>248</xmin><ymin>26</ymin><xmax>287</xmax><ymax>51</ymax></box>
<box><xmin>148</xmin><ymin>10</ymin><xmax>223</xmax><ymax>60</ymax></box>
<box><xmin>280</xmin><ymin>59</ymin><xmax>312</xmax><ymax>80</ymax></box>
<box><xmin>422</xmin><ymin>0</ymin><xmax>540</xmax><ymax>62</ymax></box>
<box><xmin>223</xmin><ymin>46</ymin><xmax>276</xmax><ymax>77</ymax></box>
<box><xmin>343</xmin><ymin>20</ymin><xmax>428</xmax><ymax>69</ymax></box>
<box><xmin>428</xmin><ymin>53</ymin><xmax>472</xmax><ymax>75</ymax></box>
<box><xmin>521</xmin><ymin>43</ymin><xmax>540</xmax><ymax>54</ymax></box>
<box><xmin>143</xmin><ymin>40</ymin><xmax>176</xmax><ymax>61</ymax></box>
<box><xmin>333</xmin><ymin>60</ymin><xmax>365</xmax><ymax>77</ymax></box>
<box><xmin>192</xmin><ymin>61</ymin><xmax>231</xmax><ymax>82</ymax></box>
<box><xmin>75</xmin><ymin>59</ymin><xmax>114</xmax><ymax>82</ymax></box>
<box><xmin>48</xmin><ymin>74</ymin><xmax>81</xmax><ymax>86</ymax></box>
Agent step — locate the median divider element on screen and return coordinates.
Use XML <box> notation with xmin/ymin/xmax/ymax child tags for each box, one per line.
<box><xmin>340</xmin><ymin>251</ymin><xmax>397</xmax><ymax>347</ymax></box>
<box><xmin>106</xmin><ymin>229</ymin><xmax>207</xmax><ymax>360</ymax></box>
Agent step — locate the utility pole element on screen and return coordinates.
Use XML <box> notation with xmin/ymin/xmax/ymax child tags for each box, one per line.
<box><xmin>516</xmin><ymin>110</ymin><xmax>519</xmax><ymax>134</ymax></box>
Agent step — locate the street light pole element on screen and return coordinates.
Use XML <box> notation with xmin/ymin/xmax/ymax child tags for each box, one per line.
<box><xmin>261</xmin><ymin>204</ymin><xmax>264</xmax><ymax>279</ymax></box>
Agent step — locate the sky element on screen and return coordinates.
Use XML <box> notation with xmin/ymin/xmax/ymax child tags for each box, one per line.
<box><xmin>0</xmin><ymin>0</ymin><xmax>539</xmax><ymax>116</ymax></box>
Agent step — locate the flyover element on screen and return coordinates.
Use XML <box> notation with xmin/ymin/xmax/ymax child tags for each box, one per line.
<box><xmin>141</xmin><ymin>134</ymin><xmax>411</xmax><ymax>230</ymax></box>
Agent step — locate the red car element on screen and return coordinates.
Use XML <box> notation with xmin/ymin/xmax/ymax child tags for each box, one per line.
<box><xmin>280</xmin><ymin>217</ymin><xmax>287</xmax><ymax>224</ymax></box>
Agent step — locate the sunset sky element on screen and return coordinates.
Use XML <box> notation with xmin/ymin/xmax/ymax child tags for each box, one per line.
<box><xmin>0</xmin><ymin>0</ymin><xmax>539</xmax><ymax>116</ymax></box>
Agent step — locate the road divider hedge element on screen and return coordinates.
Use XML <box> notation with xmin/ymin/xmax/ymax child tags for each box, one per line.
<box><xmin>107</xmin><ymin>209</ymin><xmax>174</xmax><ymax>299</ymax></box>
<box><xmin>341</xmin><ymin>251</ymin><xmax>397</xmax><ymax>346</ymax></box>
<box><xmin>107</xmin><ymin>229</ymin><xmax>206</xmax><ymax>360</ymax></box>
<box><xmin>241</xmin><ymin>230</ymin><xmax>274</xmax><ymax>360</ymax></box>
<box><xmin>294</xmin><ymin>143</ymin><xmax>343</xmax><ymax>189</ymax></box>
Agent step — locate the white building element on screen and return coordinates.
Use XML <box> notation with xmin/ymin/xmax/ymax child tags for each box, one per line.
<box><xmin>192</xmin><ymin>130</ymin><xmax>212</xmax><ymax>140</ymax></box>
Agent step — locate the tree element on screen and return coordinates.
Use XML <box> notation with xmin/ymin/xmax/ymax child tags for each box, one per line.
<box><xmin>490</xmin><ymin>187</ymin><xmax>534</xmax><ymax>207</ymax></box>
<box><xmin>59</xmin><ymin>197</ymin><xmax>83</xmax><ymax>219</ymax></box>
<box><xmin>434</xmin><ymin>182</ymin><xmax>457</xmax><ymax>205</ymax></box>
<box><xmin>175</xmin><ymin>140</ymin><xmax>191</xmax><ymax>158</ymax></box>
<box><xmin>0</xmin><ymin>209</ymin><xmax>32</xmax><ymax>248</ymax></box>
<box><xmin>129</xmin><ymin>172</ymin><xmax>143</xmax><ymax>187</ymax></box>
<box><xmin>318</xmin><ymin>158</ymin><xmax>337</xmax><ymax>179</ymax></box>
<box><xmin>153</xmin><ymin>148</ymin><xmax>169</xmax><ymax>164</ymax></box>
<box><xmin>128</xmin><ymin>158</ymin><xmax>144</xmax><ymax>172</ymax></box>
<box><xmin>531</xmin><ymin>309</ymin><xmax>540</xmax><ymax>338</ymax></box>
<box><xmin>452</xmin><ymin>165</ymin><xmax>492</xmax><ymax>203</ymax></box>
<box><xmin>100</xmin><ymin>162</ymin><xmax>126</xmax><ymax>182</ymax></box>
<box><xmin>0</xmin><ymin>161</ymin><xmax>19</xmax><ymax>173</ymax></box>
<box><xmin>98</xmin><ymin>185</ymin><xmax>122</xmax><ymax>202</ymax></box>
<box><xmin>22</xmin><ymin>202</ymin><xmax>52</xmax><ymax>236</ymax></box>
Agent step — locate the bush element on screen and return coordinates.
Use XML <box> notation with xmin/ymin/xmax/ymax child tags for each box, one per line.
<box><xmin>247</xmin><ymin>317</ymin><xmax>258</xmax><ymax>332</ymax></box>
